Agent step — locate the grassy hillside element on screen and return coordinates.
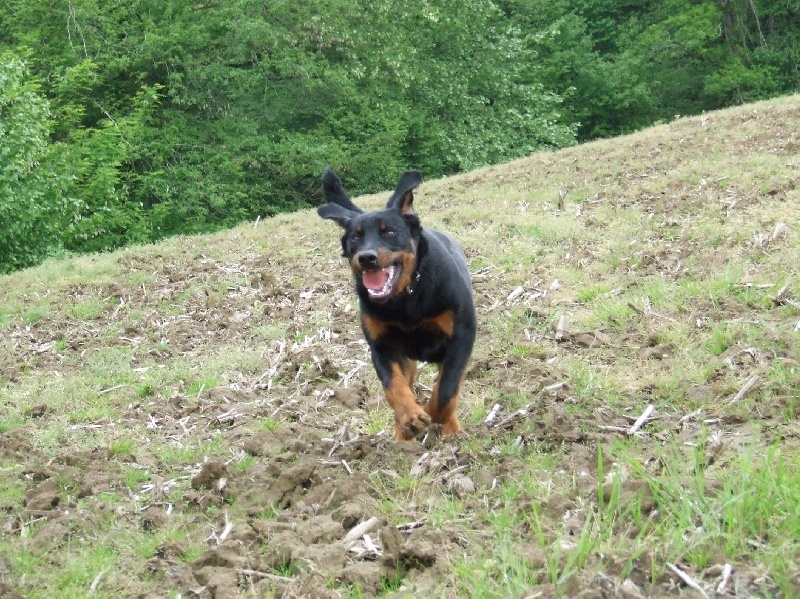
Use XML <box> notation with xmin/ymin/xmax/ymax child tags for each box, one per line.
<box><xmin>1</xmin><ymin>96</ymin><xmax>799</xmax><ymax>598</ymax></box>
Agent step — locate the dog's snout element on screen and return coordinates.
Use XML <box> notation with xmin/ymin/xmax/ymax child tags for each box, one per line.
<box><xmin>357</xmin><ymin>250</ymin><xmax>379</xmax><ymax>267</ymax></box>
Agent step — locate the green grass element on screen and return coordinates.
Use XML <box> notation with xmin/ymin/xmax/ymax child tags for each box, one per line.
<box><xmin>1</xmin><ymin>95</ymin><xmax>799</xmax><ymax>597</ymax></box>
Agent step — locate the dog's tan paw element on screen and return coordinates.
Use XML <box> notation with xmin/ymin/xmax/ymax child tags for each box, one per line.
<box><xmin>395</xmin><ymin>408</ymin><xmax>432</xmax><ymax>440</ymax></box>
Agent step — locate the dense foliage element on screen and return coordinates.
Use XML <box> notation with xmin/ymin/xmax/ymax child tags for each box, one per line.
<box><xmin>1</xmin><ymin>0</ymin><xmax>798</xmax><ymax>271</ymax></box>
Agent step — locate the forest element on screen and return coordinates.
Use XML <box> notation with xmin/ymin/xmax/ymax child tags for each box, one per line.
<box><xmin>1</xmin><ymin>0</ymin><xmax>798</xmax><ymax>272</ymax></box>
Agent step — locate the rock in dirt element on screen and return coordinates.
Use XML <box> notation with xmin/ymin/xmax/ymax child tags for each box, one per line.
<box><xmin>24</xmin><ymin>404</ymin><xmax>50</xmax><ymax>419</ymax></box>
<box><xmin>263</xmin><ymin>461</ymin><xmax>317</xmax><ymax>507</ymax></box>
<box><xmin>600</xmin><ymin>480</ymin><xmax>655</xmax><ymax>514</ymax></box>
<box><xmin>23</xmin><ymin>479</ymin><xmax>60</xmax><ymax>513</ymax></box>
<box><xmin>242</xmin><ymin>430</ymin><xmax>281</xmax><ymax>457</ymax></box>
<box><xmin>293</xmin><ymin>572</ymin><xmax>340</xmax><ymax>599</ymax></box>
<box><xmin>304</xmin><ymin>514</ymin><xmax>343</xmax><ymax>544</ymax></box>
<box><xmin>333</xmin><ymin>387</ymin><xmax>363</xmax><ymax>409</ymax></box>
<box><xmin>338</xmin><ymin>561</ymin><xmax>387</xmax><ymax>595</ymax></box>
<box><xmin>637</xmin><ymin>343</ymin><xmax>676</xmax><ymax>360</ymax></box>
<box><xmin>191</xmin><ymin>461</ymin><xmax>228</xmax><ymax>491</ymax></box>
<box><xmin>0</xmin><ymin>582</ymin><xmax>23</xmax><ymax>599</ymax></box>
<box><xmin>379</xmin><ymin>525</ymin><xmax>404</xmax><ymax>563</ymax></box>
<box><xmin>292</xmin><ymin>543</ymin><xmax>348</xmax><ymax>574</ymax></box>
<box><xmin>192</xmin><ymin>566</ymin><xmax>240</xmax><ymax>599</ymax></box>
<box><xmin>447</xmin><ymin>474</ymin><xmax>475</xmax><ymax>497</ymax></box>
<box><xmin>141</xmin><ymin>505</ymin><xmax>167</xmax><ymax>531</ymax></box>
<box><xmin>333</xmin><ymin>501</ymin><xmax>382</xmax><ymax>530</ymax></box>
<box><xmin>399</xmin><ymin>533</ymin><xmax>437</xmax><ymax>569</ymax></box>
<box><xmin>29</xmin><ymin>519</ymin><xmax>70</xmax><ymax>552</ymax></box>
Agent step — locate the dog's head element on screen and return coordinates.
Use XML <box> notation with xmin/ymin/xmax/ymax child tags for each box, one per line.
<box><xmin>318</xmin><ymin>169</ymin><xmax>423</xmax><ymax>302</ymax></box>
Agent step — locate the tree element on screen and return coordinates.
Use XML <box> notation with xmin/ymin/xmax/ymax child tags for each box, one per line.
<box><xmin>2</xmin><ymin>0</ymin><xmax>577</xmax><ymax>253</ymax></box>
<box><xmin>0</xmin><ymin>53</ymin><xmax>74</xmax><ymax>273</ymax></box>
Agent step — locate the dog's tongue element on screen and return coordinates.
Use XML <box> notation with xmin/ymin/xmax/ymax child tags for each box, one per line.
<box><xmin>362</xmin><ymin>268</ymin><xmax>390</xmax><ymax>291</ymax></box>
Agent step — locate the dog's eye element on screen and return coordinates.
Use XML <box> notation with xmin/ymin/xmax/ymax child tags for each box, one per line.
<box><xmin>350</xmin><ymin>232</ymin><xmax>362</xmax><ymax>242</ymax></box>
<box><xmin>384</xmin><ymin>229</ymin><xmax>396</xmax><ymax>237</ymax></box>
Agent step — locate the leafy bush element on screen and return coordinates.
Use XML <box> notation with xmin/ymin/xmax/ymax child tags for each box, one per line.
<box><xmin>0</xmin><ymin>53</ymin><xmax>74</xmax><ymax>273</ymax></box>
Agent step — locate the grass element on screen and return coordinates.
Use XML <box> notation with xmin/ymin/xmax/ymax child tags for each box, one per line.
<box><xmin>1</xmin><ymin>95</ymin><xmax>799</xmax><ymax>597</ymax></box>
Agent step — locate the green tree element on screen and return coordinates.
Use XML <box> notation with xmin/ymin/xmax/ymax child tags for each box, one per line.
<box><xmin>4</xmin><ymin>0</ymin><xmax>577</xmax><ymax>261</ymax></box>
<box><xmin>0</xmin><ymin>53</ymin><xmax>74</xmax><ymax>273</ymax></box>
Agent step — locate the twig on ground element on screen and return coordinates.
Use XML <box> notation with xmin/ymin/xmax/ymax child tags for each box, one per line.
<box><xmin>598</xmin><ymin>425</ymin><xmax>628</xmax><ymax>434</ymax></box>
<box><xmin>239</xmin><ymin>569</ymin><xmax>295</xmax><ymax>583</ymax></box>
<box><xmin>207</xmin><ymin>511</ymin><xmax>234</xmax><ymax>547</ymax></box>
<box><xmin>729</xmin><ymin>374</ymin><xmax>760</xmax><ymax>404</ymax></box>
<box><xmin>89</xmin><ymin>570</ymin><xmax>105</xmax><ymax>593</ymax></box>
<box><xmin>362</xmin><ymin>534</ymin><xmax>380</xmax><ymax>555</ymax></box>
<box><xmin>678</xmin><ymin>408</ymin><xmax>703</xmax><ymax>426</ymax></box>
<box><xmin>494</xmin><ymin>404</ymin><xmax>532</xmax><ymax>428</ymax></box>
<box><xmin>667</xmin><ymin>563</ymin><xmax>709</xmax><ymax>598</ymax></box>
<box><xmin>627</xmin><ymin>301</ymin><xmax>645</xmax><ymax>315</ymax></box>
<box><xmin>483</xmin><ymin>403</ymin><xmax>501</xmax><ymax>425</ymax></box>
<box><xmin>342</xmin><ymin>516</ymin><xmax>381</xmax><ymax>547</ymax></box>
<box><xmin>542</xmin><ymin>382</ymin><xmax>566</xmax><ymax>394</ymax></box>
<box><xmin>772</xmin><ymin>221</ymin><xmax>787</xmax><ymax>240</ymax></box>
<box><xmin>507</xmin><ymin>286</ymin><xmax>524</xmax><ymax>303</ymax></box>
<box><xmin>99</xmin><ymin>384</ymin><xmax>127</xmax><ymax>396</ymax></box>
<box><xmin>716</xmin><ymin>563</ymin><xmax>733</xmax><ymax>594</ymax></box>
<box><xmin>771</xmin><ymin>284</ymin><xmax>800</xmax><ymax>309</ymax></box>
<box><xmin>628</xmin><ymin>404</ymin><xmax>655</xmax><ymax>436</ymax></box>
<box><xmin>555</xmin><ymin>314</ymin><xmax>566</xmax><ymax>341</ymax></box>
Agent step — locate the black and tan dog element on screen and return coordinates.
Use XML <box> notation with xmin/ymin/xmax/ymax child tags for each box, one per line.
<box><xmin>318</xmin><ymin>169</ymin><xmax>476</xmax><ymax>440</ymax></box>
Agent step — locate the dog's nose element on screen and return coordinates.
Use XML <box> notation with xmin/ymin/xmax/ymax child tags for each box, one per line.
<box><xmin>357</xmin><ymin>251</ymin><xmax>379</xmax><ymax>267</ymax></box>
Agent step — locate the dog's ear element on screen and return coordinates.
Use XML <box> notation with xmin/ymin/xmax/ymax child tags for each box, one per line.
<box><xmin>321</xmin><ymin>168</ymin><xmax>363</xmax><ymax>214</ymax></box>
<box><xmin>318</xmin><ymin>203</ymin><xmax>358</xmax><ymax>228</ymax></box>
<box><xmin>386</xmin><ymin>170</ymin><xmax>422</xmax><ymax>216</ymax></box>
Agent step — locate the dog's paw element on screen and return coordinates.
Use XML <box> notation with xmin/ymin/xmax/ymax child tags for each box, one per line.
<box><xmin>439</xmin><ymin>415</ymin><xmax>462</xmax><ymax>437</ymax></box>
<box><xmin>396</xmin><ymin>408</ymin><xmax>432</xmax><ymax>441</ymax></box>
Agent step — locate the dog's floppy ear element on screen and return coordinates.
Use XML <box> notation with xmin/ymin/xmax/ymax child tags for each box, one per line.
<box><xmin>318</xmin><ymin>203</ymin><xmax>359</xmax><ymax>228</ymax></box>
<box><xmin>321</xmin><ymin>169</ymin><xmax>363</xmax><ymax>213</ymax></box>
<box><xmin>386</xmin><ymin>170</ymin><xmax>422</xmax><ymax>216</ymax></box>
<box><xmin>318</xmin><ymin>168</ymin><xmax>363</xmax><ymax>228</ymax></box>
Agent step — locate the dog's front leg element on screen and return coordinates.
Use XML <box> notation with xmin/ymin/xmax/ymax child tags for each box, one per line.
<box><xmin>425</xmin><ymin>331</ymin><xmax>475</xmax><ymax>436</ymax></box>
<box><xmin>372</xmin><ymin>354</ymin><xmax>431</xmax><ymax>440</ymax></box>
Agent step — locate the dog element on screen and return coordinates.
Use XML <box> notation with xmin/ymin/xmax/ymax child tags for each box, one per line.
<box><xmin>318</xmin><ymin>169</ymin><xmax>476</xmax><ymax>440</ymax></box>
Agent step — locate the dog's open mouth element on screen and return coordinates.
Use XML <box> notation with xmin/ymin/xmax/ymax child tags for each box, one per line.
<box><xmin>361</xmin><ymin>264</ymin><xmax>401</xmax><ymax>300</ymax></box>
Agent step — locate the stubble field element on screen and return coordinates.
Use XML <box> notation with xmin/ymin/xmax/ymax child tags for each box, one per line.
<box><xmin>1</xmin><ymin>96</ymin><xmax>799</xmax><ymax>598</ymax></box>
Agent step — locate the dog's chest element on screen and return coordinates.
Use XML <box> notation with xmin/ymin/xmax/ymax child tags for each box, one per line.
<box><xmin>361</xmin><ymin>310</ymin><xmax>454</xmax><ymax>361</ymax></box>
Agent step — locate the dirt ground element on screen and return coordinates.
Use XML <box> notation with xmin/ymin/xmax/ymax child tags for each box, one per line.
<box><xmin>2</xmin><ymin>98</ymin><xmax>799</xmax><ymax>598</ymax></box>
<box><xmin>0</xmin><ymin>247</ymin><xmax>791</xmax><ymax>599</ymax></box>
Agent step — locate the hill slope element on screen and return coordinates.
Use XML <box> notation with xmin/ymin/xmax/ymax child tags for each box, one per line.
<box><xmin>1</xmin><ymin>96</ymin><xmax>799</xmax><ymax>598</ymax></box>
